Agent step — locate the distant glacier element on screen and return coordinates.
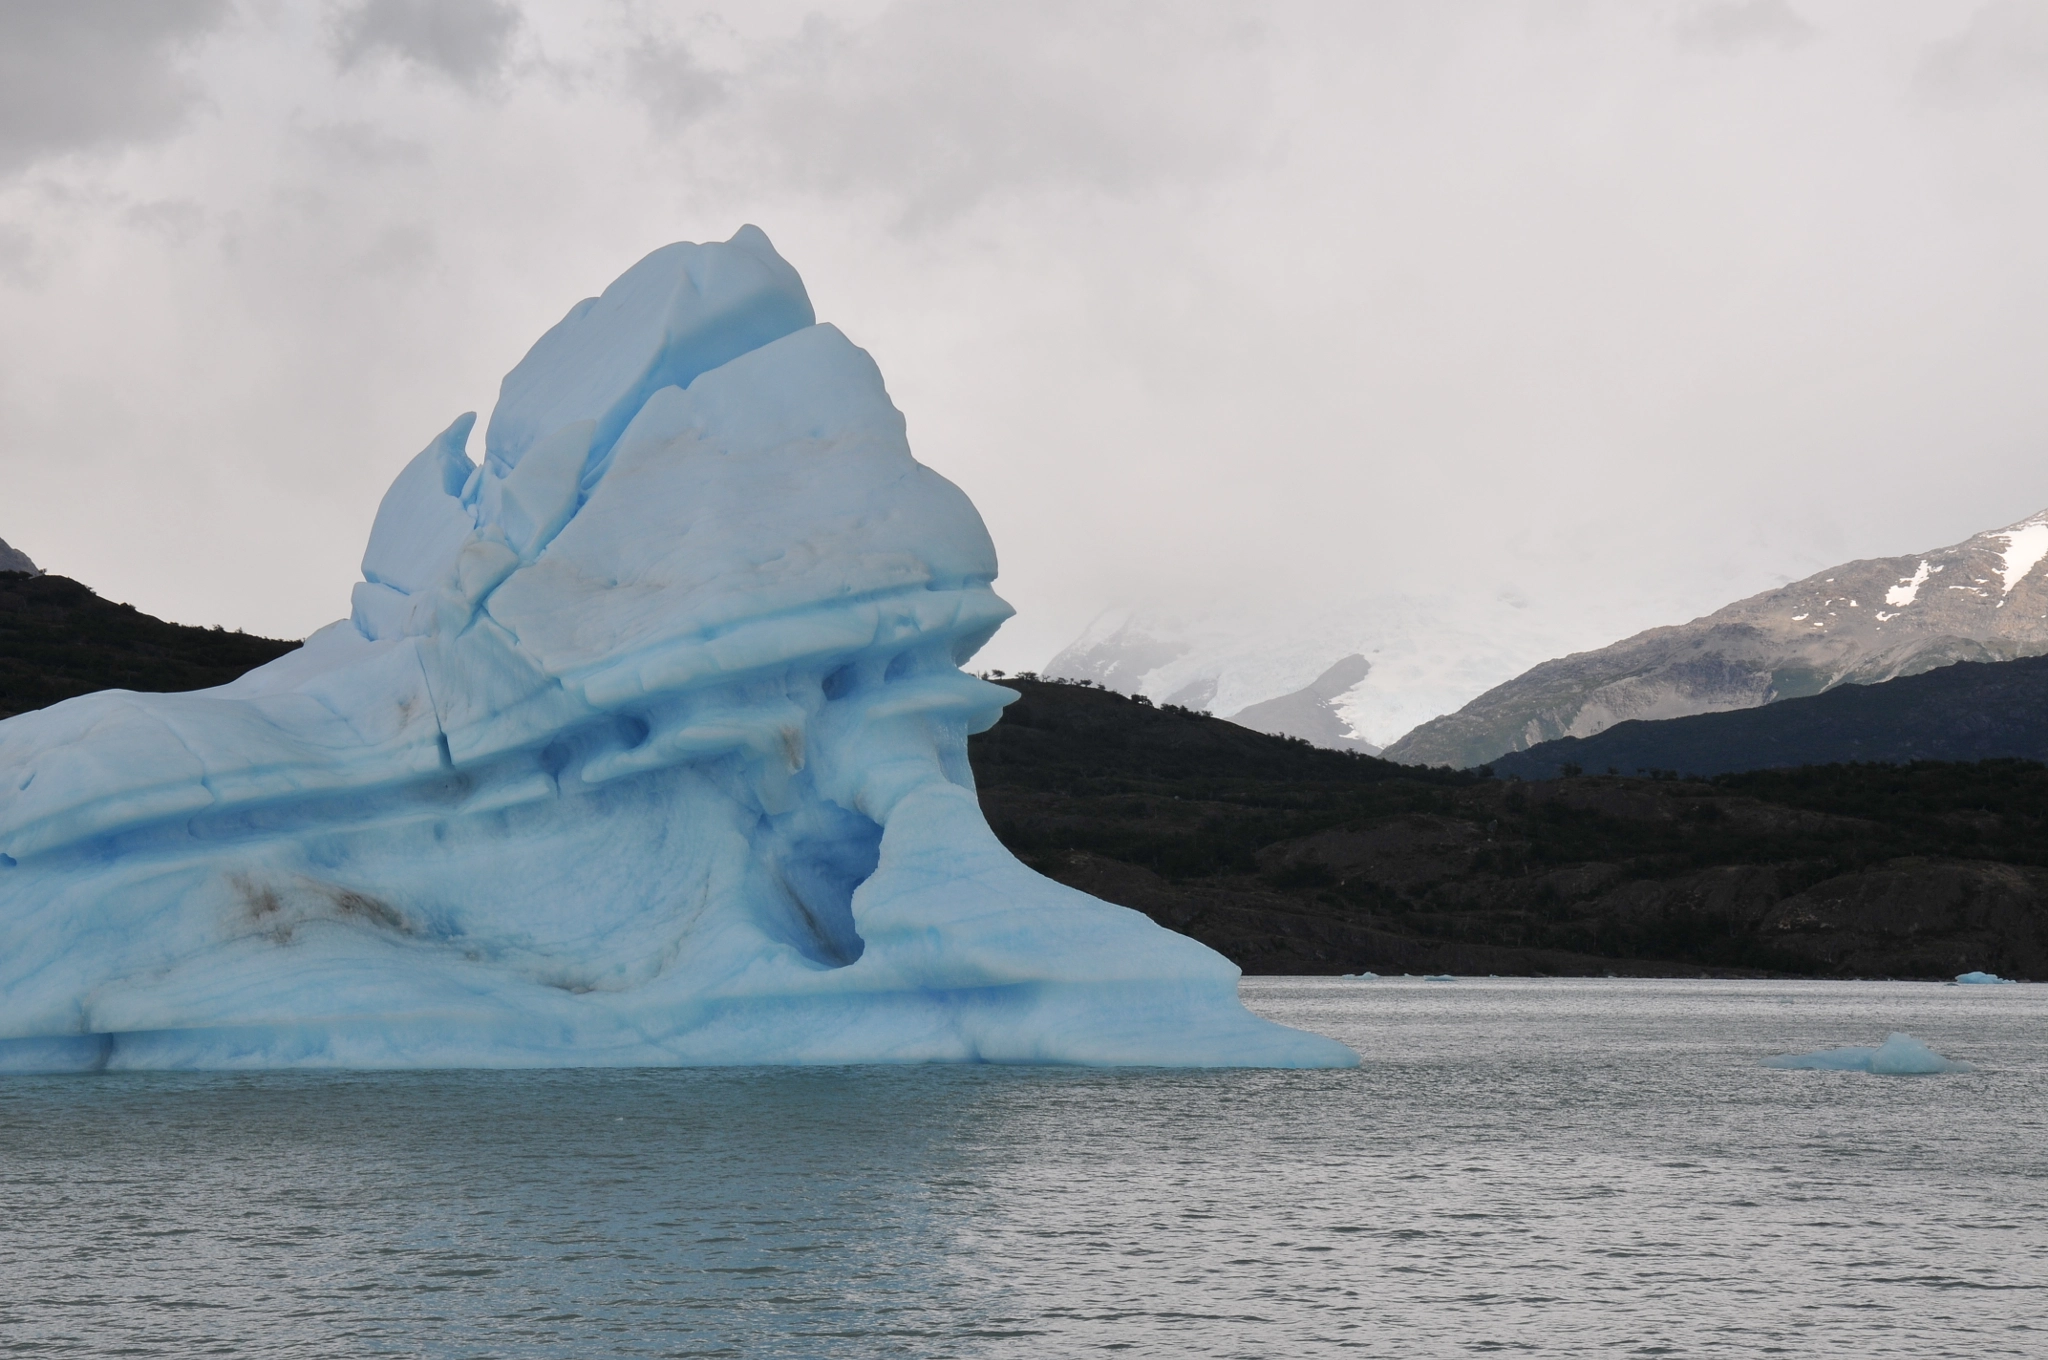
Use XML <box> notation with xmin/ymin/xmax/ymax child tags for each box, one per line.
<box><xmin>0</xmin><ymin>227</ymin><xmax>1353</xmax><ymax>1072</ymax></box>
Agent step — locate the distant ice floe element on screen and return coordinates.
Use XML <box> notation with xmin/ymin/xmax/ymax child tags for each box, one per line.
<box><xmin>1422</xmin><ymin>974</ymin><xmax>1456</xmax><ymax>982</ymax></box>
<box><xmin>1953</xmin><ymin>971</ymin><xmax>2016</xmax><ymax>985</ymax></box>
<box><xmin>1340</xmin><ymin>972</ymin><xmax>1380</xmax><ymax>980</ymax></box>
<box><xmin>1763</xmin><ymin>1033</ymin><xmax>1972</xmax><ymax>1075</ymax></box>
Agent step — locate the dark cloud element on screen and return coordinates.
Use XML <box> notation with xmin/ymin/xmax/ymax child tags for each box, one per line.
<box><xmin>331</xmin><ymin>0</ymin><xmax>523</xmax><ymax>90</ymax></box>
<box><xmin>0</xmin><ymin>0</ymin><xmax>230</xmax><ymax>175</ymax></box>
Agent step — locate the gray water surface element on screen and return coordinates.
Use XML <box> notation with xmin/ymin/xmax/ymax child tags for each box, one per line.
<box><xmin>2</xmin><ymin>978</ymin><xmax>2042</xmax><ymax>1357</ymax></box>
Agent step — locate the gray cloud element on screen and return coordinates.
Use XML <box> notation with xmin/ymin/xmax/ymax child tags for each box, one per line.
<box><xmin>622</xmin><ymin>30</ymin><xmax>726</xmax><ymax>132</ymax></box>
<box><xmin>331</xmin><ymin>0</ymin><xmax>524</xmax><ymax>90</ymax></box>
<box><xmin>0</xmin><ymin>0</ymin><xmax>230</xmax><ymax>175</ymax></box>
<box><xmin>695</xmin><ymin>0</ymin><xmax>1274</xmax><ymax>226</ymax></box>
<box><xmin>1920</xmin><ymin>0</ymin><xmax>2048</xmax><ymax>104</ymax></box>
<box><xmin>293</xmin><ymin>119</ymin><xmax>431</xmax><ymax>168</ymax></box>
<box><xmin>122</xmin><ymin>198</ymin><xmax>210</xmax><ymax>247</ymax></box>
<box><xmin>1677</xmin><ymin>1</ymin><xmax>1814</xmax><ymax>51</ymax></box>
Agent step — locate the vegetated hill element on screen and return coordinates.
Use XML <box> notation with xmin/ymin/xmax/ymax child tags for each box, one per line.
<box><xmin>1387</xmin><ymin>508</ymin><xmax>2048</xmax><ymax>769</ymax></box>
<box><xmin>0</xmin><ymin>572</ymin><xmax>301</xmax><ymax>720</ymax></box>
<box><xmin>969</xmin><ymin>676</ymin><xmax>2047</xmax><ymax>980</ymax></box>
<box><xmin>1489</xmin><ymin>654</ymin><xmax>2048</xmax><ymax>781</ymax></box>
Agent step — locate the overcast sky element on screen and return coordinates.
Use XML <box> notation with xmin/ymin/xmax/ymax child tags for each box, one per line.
<box><xmin>2</xmin><ymin>0</ymin><xmax>2046</xmax><ymax>674</ymax></box>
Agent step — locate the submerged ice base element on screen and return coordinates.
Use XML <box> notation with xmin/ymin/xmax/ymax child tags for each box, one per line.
<box><xmin>0</xmin><ymin>228</ymin><xmax>1355</xmax><ymax>1073</ymax></box>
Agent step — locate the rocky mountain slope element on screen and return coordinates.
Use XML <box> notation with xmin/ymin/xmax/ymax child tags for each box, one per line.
<box><xmin>0</xmin><ymin>571</ymin><xmax>300</xmax><ymax>720</ymax></box>
<box><xmin>1490</xmin><ymin>654</ymin><xmax>2048</xmax><ymax>781</ymax></box>
<box><xmin>1222</xmin><ymin>654</ymin><xmax>1379</xmax><ymax>753</ymax></box>
<box><xmin>971</xmin><ymin>677</ymin><xmax>2046</xmax><ymax>979</ymax></box>
<box><xmin>1044</xmin><ymin>591</ymin><xmax>1597</xmax><ymax>752</ymax></box>
<box><xmin>1386</xmin><ymin>509</ymin><xmax>2048</xmax><ymax>769</ymax></box>
<box><xmin>0</xmin><ymin>538</ymin><xmax>37</xmax><ymax>575</ymax></box>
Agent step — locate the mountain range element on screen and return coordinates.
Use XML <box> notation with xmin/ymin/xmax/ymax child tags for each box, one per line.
<box><xmin>1384</xmin><ymin>510</ymin><xmax>2048</xmax><ymax>768</ymax></box>
<box><xmin>1052</xmin><ymin>507</ymin><xmax>2048</xmax><ymax>768</ymax></box>
<box><xmin>1488</xmin><ymin>653</ymin><xmax>2048</xmax><ymax>781</ymax></box>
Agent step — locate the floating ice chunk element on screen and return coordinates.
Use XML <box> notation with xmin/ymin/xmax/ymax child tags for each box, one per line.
<box><xmin>1953</xmin><ymin>971</ymin><xmax>2015</xmax><ymax>985</ymax></box>
<box><xmin>0</xmin><ymin>227</ymin><xmax>1356</xmax><ymax>1074</ymax></box>
<box><xmin>1763</xmin><ymin>1033</ymin><xmax>1972</xmax><ymax>1074</ymax></box>
<box><xmin>1422</xmin><ymin>974</ymin><xmax>1456</xmax><ymax>982</ymax></box>
<box><xmin>1340</xmin><ymin>971</ymin><xmax>1379</xmax><ymax>980</ymax></box>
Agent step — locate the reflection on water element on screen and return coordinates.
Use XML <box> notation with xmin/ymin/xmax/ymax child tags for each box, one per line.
<box><xmin>2</xmin><ymin>979</ymin><xmax>2043</xmax><ymax>1357</ymax></box>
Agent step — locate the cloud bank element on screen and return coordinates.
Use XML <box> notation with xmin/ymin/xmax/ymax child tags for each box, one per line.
<box><xmin>0</xmin><ymin>1</ymin><xmax>2043</xmax><ymax>698</ymax></box>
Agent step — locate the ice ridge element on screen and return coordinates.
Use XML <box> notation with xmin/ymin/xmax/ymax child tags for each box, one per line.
<box><xmin>0</xmin><ymin>227</ymin><xmax>1355</xmax><ymax>1073</ymax></box>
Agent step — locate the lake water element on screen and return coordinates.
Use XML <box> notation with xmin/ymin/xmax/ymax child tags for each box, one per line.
<box><xmin>1</xmin><ymin>978</ymin><xmax>2042</xmax><ymax>1358</ymax></box>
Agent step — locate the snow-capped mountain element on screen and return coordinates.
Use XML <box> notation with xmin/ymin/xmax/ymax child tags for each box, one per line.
<box><xmin>1043</xmin><ymin>592</ymin><xmax>1616</xmax><ymax>753</ymax></box>
<box><xmin>1385</xmin><ymin>509</ymin><xmax>2048</xmax><ymax>769</ymax></box>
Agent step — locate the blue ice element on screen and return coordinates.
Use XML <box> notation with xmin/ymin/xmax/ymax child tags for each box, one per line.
<box><xmin>0</xmin><ymin>228</ymin><xmax>1357</xmax><ymax>1074</ymax></box>
<box><xmin>1953</xmin><ymin>971</ymin><xmax>2015</xmax><ymax>985</ymax></box>
<box><xmin>1763</xmin><ymin>1033</ymin><xmax>1972</xmax><ymax>1075</ymax></box>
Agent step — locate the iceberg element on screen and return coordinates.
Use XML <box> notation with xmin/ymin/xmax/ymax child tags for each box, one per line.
<box><xmin>1953</xmin><ymin>971</ymin><xmax>2016</xmax><ymax>985</ymax></box>
<box><xmin>1763</xmin><ymin>1032</ymin><xmax>1973</xmax><ymax>1075</ymax></box>
<box><xmin>0</xmin><ymin>227</ymin><xmax>1356</xmax><ymax>1073</ymax></box>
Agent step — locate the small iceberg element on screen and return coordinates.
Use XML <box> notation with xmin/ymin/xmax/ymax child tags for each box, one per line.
<box><xmin>1340</xmin><ymin>971</ymin><xmax>1380</xmax><ymax>980</ymax></box>
<box><xmin>1953</xmin><ymin>971</ymin><xmax>2016</xmax><ymax>985</ymax></box>
<box><xmin>1763</xmin><ymin>1032</ymin><xmax>1973</xmax><ymax>1075</ymax></box>
<box><xmin>1422</xmin><ymin>974</ymin><xmax>1456</xmax><ymax>982</ymax></box>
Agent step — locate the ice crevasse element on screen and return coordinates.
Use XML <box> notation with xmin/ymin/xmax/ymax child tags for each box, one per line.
<box><xmin>0</xmin><ymin>227</ymin><xmax>1356</xmax><ymax>1072</ymax></box>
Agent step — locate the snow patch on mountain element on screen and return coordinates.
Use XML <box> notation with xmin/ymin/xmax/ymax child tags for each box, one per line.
<box><xmin>1885</xmin><ymin>560</ymin><xmax>1933</xmax><ymax>608</ymax></box>
<box><xmin>1994</xmin><ymin>517</ymin><xmax>2048</xmax><ymax>597</ymax></box>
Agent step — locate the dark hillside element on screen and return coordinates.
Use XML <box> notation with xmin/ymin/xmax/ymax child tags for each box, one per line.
<box><xmin>1489</xmin><ymin>653</ymin><xmax>2048</xmax><ymax>780</ymax></box>
<box><xmin>969</xmin><ymin>676</ymin><xmax>2048</xmax><ymax>980</ymax></box>
<box><xmin>0</xmin><ymin>572</ymin><xmax>301</xmax><ymax>720</ymax></box>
